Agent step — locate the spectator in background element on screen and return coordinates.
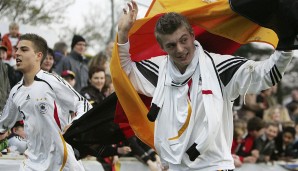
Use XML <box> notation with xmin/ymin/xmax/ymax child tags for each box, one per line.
<box><xmin>242</xmin><ymin>87</ymin><xmax>277</xmax><ymax>119</ymax></box>
<box><xmin>88</xmin><ymin>52</ymin><xmax>109</xmax><ymax>73</ymax></box>
<box><xmin>0</xmin><ymin>45</ymin><xmax>22</xmax><ymax>88</ymax></box>
<box><xmin>272</xmin><ymin>126</ymin><xmax>296</xmax><ymax>160</ymax></box>
<box><xmin>231</xmin><ymin>121</ymin><xmax>246</xmax><ymax>167</ymax></box>
<box><xmin>255</xmin><ymin>88</ymin><xmax>278</xmax><ymax>118</ymax></box>
<box><xmin>252</xmin><ymin>122</ymin><xmax>279</xmax><ymax>163</ymax></box>
<box><xmin>263</xmin><ymin>105</ymin><xmax>292</xmax><ymax>131</ymax></box>
<box><xmin>0</xmin><ymin>45</ymin><xmax>11</xmax><ymax>113</ymax></box>
<box><xmin>235</xmin><ymin>117</ymin><xmax>266</xmax><ymax>163</ymax></box>
<box><xmin>53</xmin><ymin>41</ymin><xmax>68</xmax><ymax>66</ymax></box>
<box><xmin>8</xmin><ymin>120</ymin><xmax>27</xmax><ymax>154</ymax></box>
<box><xmin>41</xmin><ymin>48</ymin><xmax>55</xmax><ymax>73</ymax></box>
<box><xmin>1</xmin><ymin>22</ymin><xmax>21</xmax><ymax>67</ymax></box>
<box><xmin>80</xmin><ymin>67</ymin><xmax>106</xmax><ymax>106</ymax></box>
<box><xmin>55</xmin><ymin>35</ymin><xmax>89</xmax><ymax>91</ymax></box>
<box><xmin>61</xmin><ymin>70</ymin><xmax>76</xmax><ymax>88</ymax></box>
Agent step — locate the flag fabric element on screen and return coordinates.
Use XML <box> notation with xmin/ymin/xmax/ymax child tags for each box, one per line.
<box><xmin>229</xmin><ymin>0</ymin><xmax>298</xmax><ymax>50</ymax></box>
<box><xmin>111</xmin><ymin>0</ymin><xmax>280</xmax><ymax>149</ymax></box>
<box><xmin>63</xmin><ymin>93</ymin><xmax>126</xmax><ymax>159</ymax></box>
<box><xmin>128</xmin><ymin>0</ymin><xmax>279</xmax><ymax>61</ymax></box>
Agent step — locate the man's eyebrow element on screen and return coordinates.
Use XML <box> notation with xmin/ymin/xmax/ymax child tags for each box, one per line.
<box><xmin>165</xmin><ymin>42</ymin><xmax>176</xmax><ymax>45</ymax></box>
<box><xmin>180</xmin><ymin>34</ymin><xmax>189</xmax><ymax>39</ymax></box>
<box><xmin>16</xmin><ymin>46</ymin><xmax>29</xmax><ymax>50</ymax></box>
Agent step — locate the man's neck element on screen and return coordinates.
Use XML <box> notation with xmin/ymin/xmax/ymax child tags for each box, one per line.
<box><xmin>23</xmin><ymin>68</ymin><xmax>40</xmax><ymax>86</ymax></box>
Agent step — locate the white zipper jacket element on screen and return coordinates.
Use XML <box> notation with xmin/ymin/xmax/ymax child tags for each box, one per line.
<box><xmin>118</xmin><ymin>41</ymin><xmax>293</xmax><ymax>171</ymax></box>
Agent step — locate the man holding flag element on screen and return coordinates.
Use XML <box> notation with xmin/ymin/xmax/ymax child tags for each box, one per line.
<box><xmin>111</xmin><ymin>0</ymin><xmax>295</xmax><ymax>170</ymax></box>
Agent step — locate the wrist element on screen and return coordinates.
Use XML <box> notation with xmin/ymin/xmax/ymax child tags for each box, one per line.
<box><xmin>117</xmin><ymin>32</ymin><xmax>129</xmax><ymax>44</ymax></box>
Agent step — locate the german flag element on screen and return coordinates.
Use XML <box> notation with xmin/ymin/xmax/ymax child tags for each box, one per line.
<box><xmin>127</xmin><ymin>0</ymin><xmax>281</xmax><ymax>62</ymax></box>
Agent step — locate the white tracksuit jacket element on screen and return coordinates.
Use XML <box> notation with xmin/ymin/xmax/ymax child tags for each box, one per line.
<box><xmin>118</xmin><ymin>41</ymin><xmax>293</xmax><ymax>171</ymax></box>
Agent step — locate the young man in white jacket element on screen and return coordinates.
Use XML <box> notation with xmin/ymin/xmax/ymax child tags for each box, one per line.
<box><xmin>116</xmin><ymin>1</ymin><xmax>293</xmax><ymax>171</ymax></box>
<box><xmin>0</xmin><ymin>33</ymin><xmax>91</xmax><ymax>171</ymax></box>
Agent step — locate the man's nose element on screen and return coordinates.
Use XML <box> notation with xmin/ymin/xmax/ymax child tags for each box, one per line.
<box><xmin>15</xmin><ymin>49</ymin><xmax>20</xmax><ymax>56</ymax></box>
<box><xmin>176</xmin><ymin>43</ymin><xmax>184</xmax><ymax>53</ymax></box>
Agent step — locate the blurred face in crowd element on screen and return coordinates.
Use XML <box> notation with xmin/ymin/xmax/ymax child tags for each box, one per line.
<box><xmin>265</xmin><ymin>125</ymin><xmax>279</xmax><ymax>141</ymax></box>
<box><xmin>283</xmin><ymin>132</ymin><xmax>294</xmax><ymax>146</ymax></box>
<box><xmin>73</xmin><ymin>41</ymin><xmax>86</xmax><ymax>55</ymax></box>
<box><xmin>41</xmin><ymin>53</ymin><xmax>54</xmax><ymax>72</ymax></box>
<box><xmin>0</xmin><ymin>49</ymin><xmax>7</xmax><ymax>60</ymax></box>
<box><xmin>159</xmin><ymin>26</ymin><xmax>195</xmax><ymax>73</ymax></box>
<box><xmin>15</xmin><ymin>40</ymin><xmax>42</xmax><ymax>73</ymax></box>
<box><xmin>9</xmin><ymin>26</ymin><xmax>19</xmax><ymax>37</ymax></box>
<box><xmin>90</xmin><ymin>71</ymin><xmax>105</xmax><ymax>91</ymax></box>
<box><xmin>270</xmin><ymin>108</ymin><xmax>281</xmax><ymax>122</ymax></box>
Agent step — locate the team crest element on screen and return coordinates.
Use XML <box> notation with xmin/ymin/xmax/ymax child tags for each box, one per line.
<box><xmin>37</xmin><ymin>102</ymin><xmax>49</xmax><ymax>114</ymax></box>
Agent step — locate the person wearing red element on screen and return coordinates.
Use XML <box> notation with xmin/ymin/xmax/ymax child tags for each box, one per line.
<box><xmin>1</xmin><ymin>22</ymin><xmax>21</xmax><ymax>63</ymax></box>
<box><xmin>235</xmin><ymin>117</ymin><xmax>265</xmax><ymax>163</ymax></box>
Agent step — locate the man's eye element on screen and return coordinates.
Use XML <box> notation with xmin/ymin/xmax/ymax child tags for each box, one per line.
<box><xmin>181</xmin><ymin>38</ymin><xmax>187</xmax><ymax>43</ymax></box>
<box><xmin>167</xmin><ymin>45</ymin><xmax>174</xmax><ymax>49</ymax></box>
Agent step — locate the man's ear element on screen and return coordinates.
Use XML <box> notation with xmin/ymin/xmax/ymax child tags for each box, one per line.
<box><xmin>37</xmin><ymin>52</ymin><xmax>43</xmax><ymax>62</ymax></box>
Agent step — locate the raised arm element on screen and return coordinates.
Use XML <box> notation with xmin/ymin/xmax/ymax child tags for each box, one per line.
<box><xmin>118</xmin><ymin>0</ymin><xmax>138</xmax><ymax>44</ymax></box>
<box><xmin>116</xmin><ymin>1</ymin><xmax>162</xmax><ymax>97</ymax></box>
<box><xmin>212</xmin><ymin>50</ymin><xmax>293</xmax><ymax>100</ymax></box>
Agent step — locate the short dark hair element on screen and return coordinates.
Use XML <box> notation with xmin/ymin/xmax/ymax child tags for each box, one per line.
<box><xmin>47</xmin><ymin>48</ymin><xmax>55</xmax><ymax>58</ymax></box>
<box><xmin>88</xmin><ymin>67</ymin><xmax>105</xmax><ymax>79</ymax></box>
<box><xmin>19</xmin><ymin>33</ymin><xmax>48</xmax><ymax>64</ymax></box>
<box><xmin>247</xmin><ymin>117</ymin><xmax>265</xmax><ymax>132</ymax></box>
<box><xmin>155</xmin><ymin>12</ymin><xmax>193</xmax><ymax>47</ymax></box>
<box><xmin>283</xmin><ymin>126</ymin><xmax>296</xmax><ymax>138</ymax></box>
